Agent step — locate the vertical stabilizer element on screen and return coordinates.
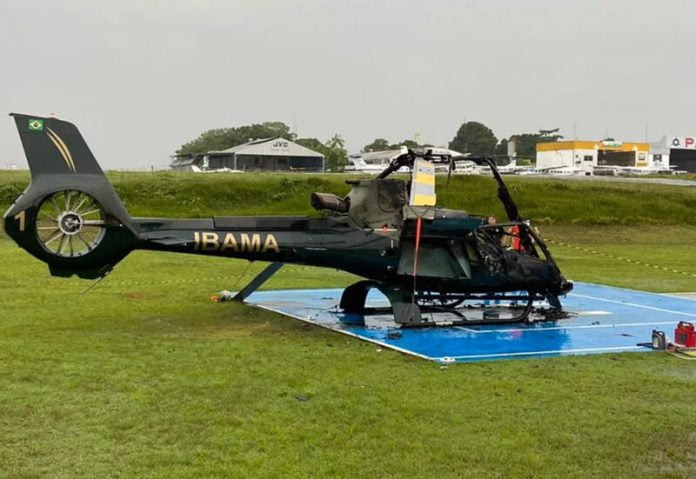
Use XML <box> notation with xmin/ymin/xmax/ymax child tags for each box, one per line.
<box><xmin>11</xmin><ymin>113</ymin><xmax>105</xmax><ymax>177</ymax></box>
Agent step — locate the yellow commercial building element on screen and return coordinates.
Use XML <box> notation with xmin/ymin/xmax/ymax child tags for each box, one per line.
<box><xmin>536</xmin><ymin>140</ymin><xmax>650</xmax><ymax>172</ymax></box>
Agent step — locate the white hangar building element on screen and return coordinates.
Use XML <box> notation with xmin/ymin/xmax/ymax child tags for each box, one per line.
<box><xmin>206</xmin><ymin>138</ymin><xmax>324</xmax><ymax>172</ymax></box>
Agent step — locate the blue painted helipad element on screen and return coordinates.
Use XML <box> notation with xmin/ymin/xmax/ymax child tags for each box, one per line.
<box><xmin>244</xmin><ymin>282</ymin><xmax>696</xmax><ymax>363</ymax></box>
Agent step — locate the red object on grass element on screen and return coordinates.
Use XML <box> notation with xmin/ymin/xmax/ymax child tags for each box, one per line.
<box><xmin>674</xmin><ymin>321</ymin><xmax>696</xmax><ymax>348</ymax></box>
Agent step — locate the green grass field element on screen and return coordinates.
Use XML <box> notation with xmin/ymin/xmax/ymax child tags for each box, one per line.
<box><xmin>1</xmin><ymin>172</ymin><xmax>696</xmax><ymax>478</ymax></box>
<box><xmin>2</xmin><ymin>170</ymin><xmax>696</xmax><ymax>224</ymax></box>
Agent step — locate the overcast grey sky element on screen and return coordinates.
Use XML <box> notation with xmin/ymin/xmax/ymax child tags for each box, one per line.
<box><xmin>1</xmin><ymin>0</ymin><xmax>695</xmax><ymax>169</ymax></box>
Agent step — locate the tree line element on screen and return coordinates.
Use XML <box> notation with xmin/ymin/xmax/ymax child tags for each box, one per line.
<box><xmin>176</xmin><ymin>120</ymin><xmax>563</xmax><ymax>171</ymax></box>
<box><xmin>448</xmin><ymin>122</ymin><xmax>563</xmax><ymax>159</ymax></box>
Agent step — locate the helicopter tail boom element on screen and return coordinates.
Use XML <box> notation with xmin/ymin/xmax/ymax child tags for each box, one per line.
<box><xmin>3</xmin><ymin>114</ymin><xmax>137</xmax><ymax>279</ymax></box>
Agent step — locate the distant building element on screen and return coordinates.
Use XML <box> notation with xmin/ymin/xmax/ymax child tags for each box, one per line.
<box><xmin>206</xmin><ymin>137</ymin><xmax>324</xmax><ymax>172</ymax></box>
<box><xmin>536</xmin><ymin>140</ymin><xmax>651</xmax><ymax>173</ymax></box>
<box><xmin>651</xmin><ymin>136</ymin><xmax>696</xmax><ymax>172</ymax></box>
<box><xmin>170</xmin><ymin>154</ymin><xmax>205</xmax><ymax>172</ymax></box>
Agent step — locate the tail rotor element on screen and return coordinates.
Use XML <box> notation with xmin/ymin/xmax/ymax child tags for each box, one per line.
<box><xmin>35</xmin><ymin>190</ymin><xmax>107</xmax><ymax>257</ymax></box>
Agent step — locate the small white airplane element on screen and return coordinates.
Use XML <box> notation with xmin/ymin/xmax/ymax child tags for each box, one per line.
<box><xmin>592</xmin><ymin>165</ymin><xmax>683</xmax><ymax>176</ymax></box>
<box><xmin>348</xmin><ymin>147</ymin><xmax>461</xmax><ymax>174</ymax></box>
<box><xmin>534</xmin><ymin>165</ymin><xmax>591</xmax><ymax>176</ymax></box>
<box><xmin>344</xmin><ymin>155</ymin><xmax>388</xmax><ymax>173</ymax></box>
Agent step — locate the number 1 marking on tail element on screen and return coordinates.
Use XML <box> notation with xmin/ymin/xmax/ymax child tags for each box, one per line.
<box><xmin>14</xmin><ymin>211</ymin><xmax>25</xmax><ymax>231</ymax></box>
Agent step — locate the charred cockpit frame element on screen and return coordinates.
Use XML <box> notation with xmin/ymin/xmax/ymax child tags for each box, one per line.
<box><xmin>3</xmin><ymin>114</ymin><xmax>572</xmax><ymax>328</ymax></box>
<box><xmin>335</xmin><ymin>152</ymin><xmax>572</xmax><ymax>325</ymax></box>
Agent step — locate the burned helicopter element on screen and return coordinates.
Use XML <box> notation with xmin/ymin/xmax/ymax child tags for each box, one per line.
<box><xmin>3</xmin><ymin>114</ymin><xmax>572</xmax><ymax>327</ymax></box>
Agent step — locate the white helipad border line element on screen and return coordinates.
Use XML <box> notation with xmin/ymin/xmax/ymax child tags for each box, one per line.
<box><xmin>254</xmin><ymin>304</ymin><xmax>433</xmax><ymax>361</ymax></box>
<box><xmin>661</xmin><ymin>292</ymin><xmax>696</xmax><ymax>301</ymax></box>
<box><xmin>438</xmin><ymin>345</ymin><xmax>646</xmax><ymax>361</ymax></box>
<box><xmin>456</xmin><ymin>320</ymin><xmax>677</xmax><ymax>335</ymax></box>
<box><xmin>570</xmin><ymin>293</ymin><xmax>696</xmax><ymax>318</ymax></box>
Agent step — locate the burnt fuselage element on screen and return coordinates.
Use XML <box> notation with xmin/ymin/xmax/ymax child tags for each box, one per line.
<box><xmin>3</xmin><ymin>173</ymin><xmax>570</xmax><ymax>300</ymax></box>
<box><xmin>125</xmin><ymin>177</ymin><xmax>569</xmax><ymax>298</ymax></box>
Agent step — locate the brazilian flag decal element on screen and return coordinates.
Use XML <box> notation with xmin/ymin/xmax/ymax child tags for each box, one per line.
<box><xmin>28</xmin><ymin>119</ymin><xmax>44</xmax><ymax>131</ymax></box>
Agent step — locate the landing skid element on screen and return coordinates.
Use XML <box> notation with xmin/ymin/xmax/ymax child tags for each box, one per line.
<box><xmin>339</xmin><ymin>280</ymin><xmax>568</xmax><ymax>328</ymax></box>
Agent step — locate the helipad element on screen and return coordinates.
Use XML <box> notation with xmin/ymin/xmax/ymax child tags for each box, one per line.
<box><xmin>243</xmin><ymin>282</ymin><xmax>696</xmax><ymax>363</ymax></box>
